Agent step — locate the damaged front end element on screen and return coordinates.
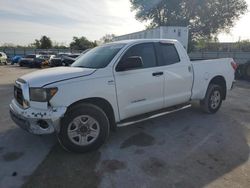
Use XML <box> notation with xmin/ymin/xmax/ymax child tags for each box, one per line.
<box><xmin>10</xmin><ymin>99</ymin><xmax>66</xmax><ymax>134</ymax></box>
<box><xmin>9</xmin><ymin>79</ymin><xmax>66</xmax><ymax>135</ymax></box>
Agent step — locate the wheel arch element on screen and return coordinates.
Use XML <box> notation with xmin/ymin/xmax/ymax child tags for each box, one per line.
<box><xmin>208</xmin><ymin>75</ymin><xmax>227</xmax><ymax>100</ymax></box>
<box><xmin>66</xmin><ymin>97</ymin><xmax>117</xmax><ymax>131</ymax></box>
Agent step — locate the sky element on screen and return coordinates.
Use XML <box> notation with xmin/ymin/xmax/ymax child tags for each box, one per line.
<box><xmin>0</xmin><ymin>0</ymin><xmax>249</xmax><ymax>46</ymax></box>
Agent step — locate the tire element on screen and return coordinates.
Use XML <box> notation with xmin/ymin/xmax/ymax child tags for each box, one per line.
<box><xmin>58</xmin><ymin>103</ymin><xmax>110</xmax><ymax>153</ymax></box>
<box><xmin>200</xmin><ymin>84</ymin><xmax>223</xmax><ymax>114</ymax></box>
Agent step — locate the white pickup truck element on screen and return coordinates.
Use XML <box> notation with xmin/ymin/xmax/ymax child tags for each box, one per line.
<box><xmin>10</xmin><ymin>39</ymin><xmax>236</xmax><ymax>153</ymax></box>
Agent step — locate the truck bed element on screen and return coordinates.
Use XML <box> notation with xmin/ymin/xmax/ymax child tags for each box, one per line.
<box><xmin>191</xmin><ymin>58</ymin><xmax>235</xmax><ymax>100</ymax></box>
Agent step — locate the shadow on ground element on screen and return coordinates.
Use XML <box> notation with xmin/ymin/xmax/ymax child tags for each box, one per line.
<box><xmin>23</xmin><ymin>105</ymin><xmax>250</xmax><ymax>188</ymax></box>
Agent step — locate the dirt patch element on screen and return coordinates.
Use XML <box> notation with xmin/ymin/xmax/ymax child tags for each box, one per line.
<box><xmin>134</xmin><ymin>149</ymin><xmax>145</xmax><ymax>155</ymax></box>
<box><xmin>235</xmin><ymin>81</ymin><xmax>250</xmax><ymax>89</ymax></box>
<box><xmin>120</xmin><ymin>132</ymin><xmax>155</xmax><ymax>149</ymax></box>
<box><xmin>2</xmin><ymin>152</ymin><xmax>24</xmax><ymax>162</ymax></box>
<box><xmin>196</xmin><ymin>160</ymin><xmax>206</xmax><ymax>166</ymax></box>
<box><xmin>208</xmin><ymin>153</ymin><xmax>220</xmax><ymax>162</ymax></box>
<box><xmin>0</xmin><ymin>147</ymin><xmax>4</xmax><ymax>153</ymax></box>
<box><xmin>232</xmin><ymin>108</ymin><xmax>249</xmax><ymax>113</ymax></box>
<box><xmin>23</xmin><ymin>145</ymin><xmax>101</xmax><ymax>188</ymax></box>
<box><xmin>98</xmin><ymin>160</ymin><xmax>126</xmax><ymax>174</ymax></box>
<box><xmin>141</xmin><ymin>157</ymin><xmax>168</xmax><ymax>177</ymax></box>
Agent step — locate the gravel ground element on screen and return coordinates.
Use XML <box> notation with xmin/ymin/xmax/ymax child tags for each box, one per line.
<box><xmin>0</xmin><ymin>65</ymin><xmax>250</xmax><ymax>188</ymax></box>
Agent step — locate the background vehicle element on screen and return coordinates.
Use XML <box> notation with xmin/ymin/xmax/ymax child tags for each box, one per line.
<box><xmin>0</xmin><ymin>52</ymin><xmax>8</xmax><ymax>65</ymax></box>
<box><xmin>31</xmin><ymin>55</ymin><xmax>51</xmax><ymax>68</ymax></box>
<box><xmin>19</xmin><ymin>54</ymin><xmax>38</xmax><ymax>67</ymax></box>
<box><xmin>19</xmin><ymin>54</ymin><xmax>50</xmax><ymax>68</ymax></box>
<box><xmin>61</xmin><ymin>54</ymin><xmax>80</xmax><ymax>66</ymax></box>
<box><xmin>49</xmin><ymin>53</ymin><xmax>71</xmax><ymax>67</ymax></box>
<box><xmin>10</xmin><ymin>39</ymin><xmax>235</xmax><ymax>153</ymax></box>
<box><xmin>11</xmin><ymin>55</ymin><xmax>22</xmax><ymax>65</ymax></box>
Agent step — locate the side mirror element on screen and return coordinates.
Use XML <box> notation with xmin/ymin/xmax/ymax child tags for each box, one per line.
<box><xmin>116</xmin><ymin>56</ymin><xmax>143</xmax><ymax>72</ymax></box>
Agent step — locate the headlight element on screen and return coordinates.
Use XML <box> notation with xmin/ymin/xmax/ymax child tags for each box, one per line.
<box><xmin>29</xmin><ymin>88</ymin><xmax>58</xmax><ymax>102</ymax></box>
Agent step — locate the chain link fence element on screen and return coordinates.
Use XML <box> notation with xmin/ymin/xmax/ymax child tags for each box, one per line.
<box><xmin>0</xmin><ymin>48</ymin><xmax>83</xmax><ymax>58</ymax></box>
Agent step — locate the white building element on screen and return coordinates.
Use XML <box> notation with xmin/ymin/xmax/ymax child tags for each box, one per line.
<box><xmin>114</xmin><ymin>26</ymin><xmax>189</xmax><ymax>50</ymax></box>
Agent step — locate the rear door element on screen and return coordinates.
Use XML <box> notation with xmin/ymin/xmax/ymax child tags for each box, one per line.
<box><xmin>156</xmin><ymin>42</ymin><xmax>193</xmax><ymax>107</ymax></box>
<box><xmin>114</xmin><ymin>43</ymin><xmax>165</xmax><ymax>120</ymax></box>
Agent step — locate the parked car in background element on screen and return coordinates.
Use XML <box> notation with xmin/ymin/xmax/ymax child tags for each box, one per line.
<box><xmin>49</xmin><ymin>53</ymin><xmax>71</xmax><ymax>67</ymax></box>
<box><xmin>0</xmin><ymin>52</ymin><xmax>8</xmax><ymax>65</ymax></box>
<box><xmin>31</xmin><ymin>55</ymin><xmax>51</xmax><ymax>68</ymax></box>
<box><xmin>11</xmin><ymin>55</ymin><xmax>22</xmax><ymax>65</ymax></box>
<box><xmin>19</xmin><ymin>54</ymin><xmax>38</xmax><ymax>67</ymax></box>
<box><xmin>19</xmin><ymin>54</ymin><xmax>51</xmax><ymax>68</ymax></box>
<box><xmin>10</xmin><ymin>39</ymin><xmax>236</xmax><ymax>153</ymax></box>
<box><xmin>38</xmin><ymin>51</ymin><xmax>56</xmax><ymax>56</ymax></box>
<box><xmin>61</xmin><ymin>54</ymin><xmax>80</xmax><ymax>66</ymax></box>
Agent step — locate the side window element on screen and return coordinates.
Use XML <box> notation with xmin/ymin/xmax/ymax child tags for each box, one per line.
<box><xmin>158</xmin><ymin>43</ymin><xmax>180</xmax><ymax>66</ymax></box>
<box><xmin>121</xmin><ymin>43</ymin><xmax>157</xmax><ymax>68</ymax></box>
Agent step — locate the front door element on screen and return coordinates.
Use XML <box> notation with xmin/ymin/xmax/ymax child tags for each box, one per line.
<box><xmin>114</xmin><ymin>43</ymin><xmax>165</xmax><ymax>120</ymax></box>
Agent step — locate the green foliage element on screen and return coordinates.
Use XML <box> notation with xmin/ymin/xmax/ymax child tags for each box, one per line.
<box><xmin>194</xmin><ymin>37</ymin><xmax>220</xmax><ymax>51</ymax></box>
<box><xmin>53</xmin><ymin>41</ymin><xmax>68</xmax><ymax>49</ymax></box>
<box><xmin>31</xmin><ymin>36</ymin><xmax>53</xmax><ymax>49</ymax></box>
<box><xmin>39</xmin><ymin>36</ymin><xmax>52</xmax><ymax>49</ymax></box>
<box><xmin>130</xmin><ymin>0</ymin><xmax>248</xmax><ymax>41</ymax></box>
<box><xmin>100</xmin><ymin>34</ymin><xmax>116</xmax><ymax>44</ymax></box>
<box><xmin>192</xmin><ymin>39</ymin><xmax>250</xmax><ymax>52</ymax></box>
<box><xmin>235</xmin><ymin>40</ymin><xmax>250</xmax><ymax>52</ymax></box>
<box><xmin>70</xmin><ymin>36</ymin><xmax>97</xmax><ymax>50</ymax></box>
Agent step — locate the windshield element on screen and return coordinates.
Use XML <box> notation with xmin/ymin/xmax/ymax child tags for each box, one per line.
<box><xmin>71</xmin><ymin>43</ymin><xmax>125</xmax><ymax>69</ymax></box>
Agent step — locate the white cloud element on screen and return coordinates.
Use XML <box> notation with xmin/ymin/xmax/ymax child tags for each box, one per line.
<box><xmin>0</xmin><ymin>0</ymin><xmax>145</xmax><ymax>45</ymax></box>
<box><xmin>0</xmin><ymin>0</ymin><xmax>249</xmax><ymax>45</ymax></box>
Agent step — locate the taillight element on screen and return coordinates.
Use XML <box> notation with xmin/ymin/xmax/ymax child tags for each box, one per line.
<box><xmin>231</xmin><ymin>61</ymin><xmax>238</xmax><ymax>72</ymax></box>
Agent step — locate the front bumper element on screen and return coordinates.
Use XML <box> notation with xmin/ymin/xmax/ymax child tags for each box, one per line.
<box><xmin>9</xmin><ymin>99</ymin><xmax>67</xmax><ymax>135</ymax></box>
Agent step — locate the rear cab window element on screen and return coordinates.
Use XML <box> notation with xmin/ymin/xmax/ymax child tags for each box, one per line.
<box><xmin>156</xmin><ymin>42</ymin><xmax>180</xmax><ymax>66</ymax></box>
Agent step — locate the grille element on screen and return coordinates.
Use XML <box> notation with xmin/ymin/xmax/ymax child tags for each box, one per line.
<box><xmin>14</xmin><ymin>85</ymin><xmax>24</xmax><ymax>107</ymax></box>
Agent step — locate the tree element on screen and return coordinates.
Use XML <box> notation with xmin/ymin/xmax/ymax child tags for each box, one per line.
<box><xmin>53</xmin><ymin>41</ymin><xmax>68</xmax><ymax>49</ymax></box>
<box><xmin>39</xmin><ymin>36</ymin><xmax>52</xmax><ymax>49</ymax></box>
<box><xmin>33</xmin><ymin>39</ymin><xmax>40</xmax><ymax>48</ymax></box>
<box><xmin>130</xmin><ymin>0</ymin><xmax>248</xmax><ymax>41</ymax></box>
<box><xmin>32</xmin><ymin>36</ymin><xmax>52</xmax><ymax>49</ymax></box>
<box><xmin>235</xmin><ymin>40</ymin><xmax>250</xmax><ymax>52</ymax></box>
<box><xmin>70</xmin><ymin>36</ymin><xmax>97</xmax><ymax>50</ymax></box>
<box><xmin>100</xmin><ymin>34</ymin><xmax>116</xmax><ymax>44</ymax></box>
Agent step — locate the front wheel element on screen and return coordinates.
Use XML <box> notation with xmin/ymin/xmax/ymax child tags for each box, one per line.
<box><xmin>58</xmin><ymin>103</ymin><xmax>110</xmax><ymax>153</ymax></box>
<box><xmin>200</xmin><ymin>84</ymin><xmax>223</xmax><ymax>114</ymax></box>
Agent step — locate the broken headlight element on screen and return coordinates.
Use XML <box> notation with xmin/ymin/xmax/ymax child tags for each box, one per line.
<box><xmin>29</xmin><ymin>88</ymin><xmax>58</xmax><ymax>102</ymax></box>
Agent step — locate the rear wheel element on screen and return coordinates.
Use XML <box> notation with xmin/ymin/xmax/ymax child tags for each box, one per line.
<box><xmin>58</xmin><ymin>103</ymin><xmax>110</xmax><ymax>153</ymax></box>
<box><xmin>200</xmin><ymin>84</ymin><xmax>223</xmax><ymax>114</ymax></box>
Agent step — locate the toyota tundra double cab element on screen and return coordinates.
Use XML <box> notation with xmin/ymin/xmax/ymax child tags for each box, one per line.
<box><xmin>10</xmin><ymin>39</ymin><xmax>236</xmax><ymax>153</ymax></box>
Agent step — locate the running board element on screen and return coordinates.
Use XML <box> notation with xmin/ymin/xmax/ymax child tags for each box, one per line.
<box><xmin>117</xmin><ymin>103</ymin><xmax>191</xmax><ymax>127</ymax></box>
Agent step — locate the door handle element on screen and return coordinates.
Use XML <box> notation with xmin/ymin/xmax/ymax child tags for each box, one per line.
<box><xmin>152</xmin><ymin>72</ymin><xmax>164</xmax><ymax>77</ymax></box>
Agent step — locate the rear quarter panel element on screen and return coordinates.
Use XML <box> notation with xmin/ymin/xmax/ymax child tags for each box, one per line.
<box><xmin>191</xmin><ymin>58</ymin><xmax>235</xmax><ymax>100</ymax></box>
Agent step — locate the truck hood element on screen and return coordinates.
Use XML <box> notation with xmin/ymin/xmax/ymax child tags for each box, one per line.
<box><xmin>20</xmin><ymin>67</ymin><xmax>96</xmax><ymax>87</ymax></box>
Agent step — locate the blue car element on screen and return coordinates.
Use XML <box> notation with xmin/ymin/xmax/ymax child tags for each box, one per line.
<box><xmin>11</xmin><ymin>55</ymin><xmax>22</xmax><ymax>65</ymax></box>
